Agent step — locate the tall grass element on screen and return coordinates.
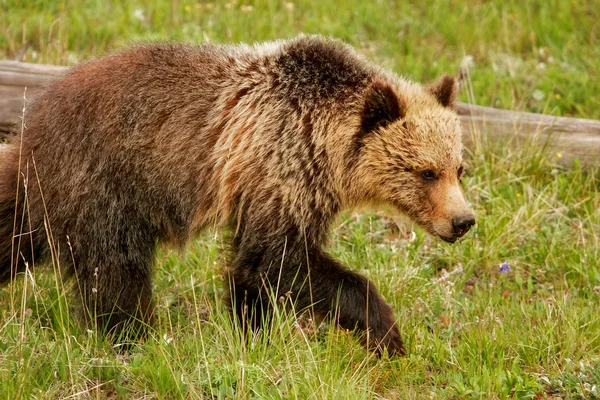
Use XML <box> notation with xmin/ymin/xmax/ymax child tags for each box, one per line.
<box><xmin>2</xmin><ymin>0</ymin><xmax>599</xmax><ymax>119</ymax></box>
<box><xmin>1</xmin><ymin>0</ymin><xmax>599</xmax><ymax>398</ymax></box>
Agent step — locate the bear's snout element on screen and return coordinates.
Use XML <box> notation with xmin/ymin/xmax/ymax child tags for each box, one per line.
<box><xmin>451</xmin><ymin>213</ymin><xmax>476</xmax><ymax>238</ymax></box>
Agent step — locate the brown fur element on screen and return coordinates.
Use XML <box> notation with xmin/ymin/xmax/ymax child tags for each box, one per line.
<box><xmin>0</xmin><ymin>35</ymin><xmax>474</xmax><ymax>356</ymax></box>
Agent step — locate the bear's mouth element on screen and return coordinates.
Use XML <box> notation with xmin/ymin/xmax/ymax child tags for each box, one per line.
<box><xmin>438</xmin><ymin>234</ymin><xmax>459</xmax><ymax>244</ymax></box>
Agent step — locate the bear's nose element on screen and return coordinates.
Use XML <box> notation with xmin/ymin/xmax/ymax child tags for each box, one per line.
<box><xmin>452</xmin><ymin>213</ymin><xmax>476</xmax><ymax>237</ymax></box>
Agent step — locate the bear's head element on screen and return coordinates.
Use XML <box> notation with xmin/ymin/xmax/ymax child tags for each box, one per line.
<box><xmin>349</xmin><ymin>75</ymin><xmax>475</xmax><ymax>243</ymax></box>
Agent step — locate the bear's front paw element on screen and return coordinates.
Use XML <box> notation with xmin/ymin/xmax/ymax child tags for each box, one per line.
<box><xmin>371</xmin><ymin>323</ymin><xmax>406</xmax><ymax>357</ymax></box>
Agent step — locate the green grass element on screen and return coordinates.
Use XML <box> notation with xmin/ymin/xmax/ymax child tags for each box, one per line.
<box><xmin>1</xmin><ymin>0</ymin><xmax>599</xmax><ymax>398</ymax></box>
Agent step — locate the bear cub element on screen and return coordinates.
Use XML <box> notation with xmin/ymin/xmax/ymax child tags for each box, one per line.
<box><xmin>0</xmin><ymin>35</ymin><xmax>475</xmax><ymax>356</ymax></box>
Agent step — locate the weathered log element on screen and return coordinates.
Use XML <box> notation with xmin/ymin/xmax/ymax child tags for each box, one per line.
<box><xmin>456</xmin><ymin>103</ymin><xmax>600</xmax><ymax>165</ymax></box>
<box><xmin>0</xmin><ymin>61</ymin><xmax>66</xmax><ymax>136</ymax></box>
<box><xmin>1</xmin><ymin>60</ymin><xmax>599</xmax><ymax>165</ymax></box>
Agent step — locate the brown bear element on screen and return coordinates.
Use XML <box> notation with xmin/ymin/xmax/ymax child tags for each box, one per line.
<box><xmin>0</xmin><ymin>35</ymin><xmax>475</xmax><ymax>356</ymax></box>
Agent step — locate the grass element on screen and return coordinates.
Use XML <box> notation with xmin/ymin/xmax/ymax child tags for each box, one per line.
<box><xmin>1</xmin><ymin>0</ymin><xmax>599</xmax><ymax>398</ymax></box>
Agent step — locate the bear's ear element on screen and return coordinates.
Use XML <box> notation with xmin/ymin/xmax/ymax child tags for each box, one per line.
<box><xmin>428</xmin><ymin>75</ymin><xmax>458</xmax><ymax>108</ymax></box>
<box><xmin>359</xmin><ymin>80</ymin><xmax>405</xmax><ymax>136</ymax></box>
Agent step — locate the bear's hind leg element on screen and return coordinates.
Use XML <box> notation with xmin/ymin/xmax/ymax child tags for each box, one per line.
<box><xmin>71</xmin><ymin>222</ymin><xmax>157</xmax><ymax>341</ymax></box>
<box><xmin>76</xmin><ymin>256</ymin><xmax>155</xmax><ymax>341</ymax></box>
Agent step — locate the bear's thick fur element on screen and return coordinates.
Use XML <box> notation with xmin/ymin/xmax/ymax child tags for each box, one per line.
<box><xmin>0</xmin><ymin>36</ymin><xmax>474</xmax><ymax>356</ymax></box>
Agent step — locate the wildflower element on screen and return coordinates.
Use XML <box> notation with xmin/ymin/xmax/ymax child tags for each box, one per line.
<box><xmin>461</xmin><ymin>55</ymin><xmax>475</xmax><ymax>70</ymax></box>
<box><xmin>555</xmin><ymin>94</ymin><xmax>561</xmax><ymax>100</ymax></box>
<box><xmin>132</xmin><ymin>8</ymin><xmax>145</xmax><ymax>22</ymax></box>
<box><xmin>532</xmin><ymin>90</ymin><xmax>544</xmax><ymax>101</ymax></box>
<box><xmin>67</xmin><ymin>52</ymin><xmax>78</xmax><ymax>64</ymax></box>
<box><xmin>499</xmin><ymin>262</ymin><xmax>511</xmax><ymax>273</ymax></box>
<box><xmin>556</xmin><ymin>152</ymin><xmax>562</xmax><ymax>159</ymax></box>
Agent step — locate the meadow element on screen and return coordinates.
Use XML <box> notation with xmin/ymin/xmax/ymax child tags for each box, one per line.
<box><xmin>0</xmin><ymin>0</ymin><xmax>599</xmax><ymax>398</ymax></box>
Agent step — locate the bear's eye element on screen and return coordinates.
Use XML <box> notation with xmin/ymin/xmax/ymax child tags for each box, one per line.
<box><xmin>421</xmin><ymin>170</ymin><xmax>437</xmax><ymax>181</ymax></box>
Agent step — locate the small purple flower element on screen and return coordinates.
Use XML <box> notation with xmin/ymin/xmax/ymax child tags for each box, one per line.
<box><xmin>499</xmin><ymin>262</ymin><xmax>511</xmax><ymax>273</ymax></box>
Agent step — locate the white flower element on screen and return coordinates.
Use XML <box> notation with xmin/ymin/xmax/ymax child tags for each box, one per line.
<box><xmin>533</xmin><ymin>90</ymin><xmax>545</xmax><ymax>101</ymax></box>
<box><xmin>538</xmin><ymin>48</ymin><xmax>546</xmax><ymax>57</ymax></box>
<box><xmin>461</xmin><ymin>55</ymin><xmax>475</xmax><ymax>70</ymax></box>
<box><xmin>68</xmin><ymin>53</ymin><xmax>78</xmax><ymax>64</ymax></box>
<box><xmin>133</xmin><ymin>9</ymin><xmax>145</xmax><ymax>22</ymax></box>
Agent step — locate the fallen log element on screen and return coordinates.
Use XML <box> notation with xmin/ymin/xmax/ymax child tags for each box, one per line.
<box><xmin>456</xmin><ymin>103</ymin><xmax>600</xmax><ymax>165</ymax></box>
<box><xmin>0</xmin><ymin>60</ymin><xmax>66</xmax><ymax>135</ymax></box>
<box><xmin>1</xmin><ymin>60</ymin><xmax>599</xmax><ymax>165</ymax></box>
